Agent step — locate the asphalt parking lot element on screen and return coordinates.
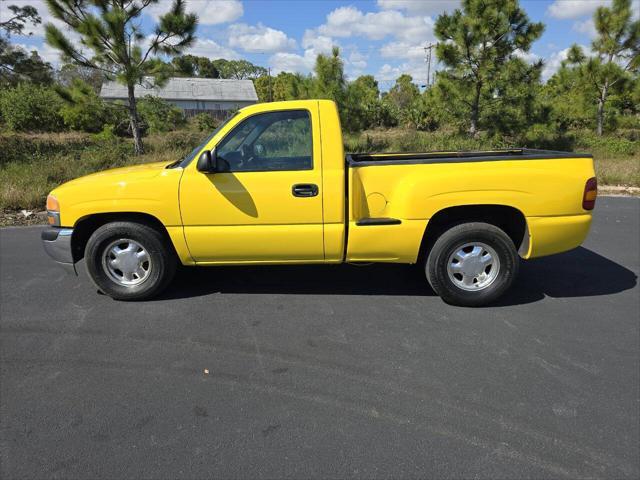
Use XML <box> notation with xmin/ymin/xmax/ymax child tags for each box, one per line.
<box><xmin>1</xmin><ymin>196</ymin><xmax>638</xmax><ymax>479</ymax></box>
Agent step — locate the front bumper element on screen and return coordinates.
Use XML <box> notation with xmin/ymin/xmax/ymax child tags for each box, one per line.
<box><xmin>41</xmin><ymin>227</ymin><xmax>76</xmax><ymax>273</ymax></box>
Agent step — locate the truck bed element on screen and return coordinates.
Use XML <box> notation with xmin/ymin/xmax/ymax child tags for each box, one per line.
<box><xmin>347</xmin><ymin>148</ymin><xmax>592</xmax><ymax>166</ymax></box>
<box><xmin>344</xmin><ymin>147</ymin><xmax>595</xmax><ymax>263</ymax></box>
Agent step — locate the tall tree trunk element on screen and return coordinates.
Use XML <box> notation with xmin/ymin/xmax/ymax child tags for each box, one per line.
<box><xmin>127</xmin><ymin>83</ymin><xmax>144</xmax><ymax>154</ymax></box>
<box><xmin>469</xmin><ymin>81</ymin><xmax>482</xmax><ymax>136</ymax></box>
<box><xmin>596</xmin><ymin>99</ymin><xmax>604</xmax><ymax>136</ymax></box>
<box><xmin>596</xmin><ymin>83</ymin><xmax>608</xmax><ymax>137</ymax></box>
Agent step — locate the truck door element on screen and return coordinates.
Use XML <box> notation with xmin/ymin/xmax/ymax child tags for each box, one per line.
<box><xmin>179</xmin><ymin>108</ymin><xmax>325</xmax><ymax>263</ymax></box>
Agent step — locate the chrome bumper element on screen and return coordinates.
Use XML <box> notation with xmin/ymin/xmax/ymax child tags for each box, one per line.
<box><xmin>41</xmin><ymin>227</ymin><xmax>76</xmax><ymax>274</ymax></box>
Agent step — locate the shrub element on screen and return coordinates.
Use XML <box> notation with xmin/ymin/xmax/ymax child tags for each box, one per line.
<box><xmin>137</xmin><ymin>96</ymin><xmax>185</xmax><ymax>133</ymax></box>
<box><xmin>150</xmin><ymin>130</ymin><xmax>204</xmax><ymax>154</ymax></box>
<box><xmin>59</xmin><ymin>80</ymin><xmax>111</xmax><ymax>133</ymax></box>
<box><xmin>616</xmin><ymin>115</ymin><xmax>640</xmax><ymax>130</ymax></box>
<box><xmin>343</xmin><ymin>133</ymin><xmax>390</xmax><ymax>153</ymax></box>
<box><xmin>520</xmin><ymin>123</ymin><xmax>574</xmax><ymax>150</ymax></box>
<box><xmin>91</xmin><ymin>124</ymin><xmax>118</xmax><ymax>142</ymax></box>
<box><xmin>194</xmin><ymin>112</ymin><xmax>218</xmax><ymax>132</ymax></box>
<box><xmin>0</xmin><ymin>132</ymin><xmax>91</xmax><ymax>167</ymax></box>
<box><xmin>0</xmin><ymin>83</ymin><xmax>64</xmax><ymax>132</ymax></box>
<box><xmin>574</xmin><ymin>130</ymin><xmax>638</xmax><ymax>156</ymax></box>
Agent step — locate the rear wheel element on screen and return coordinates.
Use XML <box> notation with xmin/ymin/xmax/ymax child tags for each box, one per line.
<box><xmin>426</xmin><ymin>222</ymin><xmax>519</xmax><ymax>307</ymax></box>
<box><xmin>85</xmin><ymin>221</ymin><xmax>177</xmax><ymax>300</ymax></box>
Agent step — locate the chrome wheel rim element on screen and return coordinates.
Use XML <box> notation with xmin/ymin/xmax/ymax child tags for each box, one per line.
<box><xmin>447</xmin><ymin>242</ymin><xmax>500</xmax><ymax>291</ymax></box>
<box><xmin>102</xmin><ymin>239</ymin><xmax>152</xmax><ymax>287</ymax></box>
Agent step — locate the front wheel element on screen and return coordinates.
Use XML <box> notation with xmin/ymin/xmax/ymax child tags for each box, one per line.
<box><xmin>425</xmin><ymin>222</ymin><xmax>519</xmax><ymax>307</ymax></box>
<box><xmin>85</xmin><ymin>221</ymin><xmax>177</xmax><ymax>300</ymax></box>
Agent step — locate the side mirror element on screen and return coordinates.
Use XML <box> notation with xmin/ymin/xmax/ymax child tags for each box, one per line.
<box><xmin>196</xmin><ymin>149</ymin><xmax>217</xmax><ymax>173</ymax></box>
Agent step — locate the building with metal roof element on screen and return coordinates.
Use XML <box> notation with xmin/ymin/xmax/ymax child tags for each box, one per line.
<box><xmin>100</xmin><ymin>77</ymin><xmax>258</xmax><ymax>117</ymax></box>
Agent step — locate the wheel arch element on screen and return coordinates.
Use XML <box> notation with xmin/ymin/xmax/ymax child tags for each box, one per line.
<box><xmin>417</xmin><ymin>204</ymin><xmax>528</xmax><ymax>263</ymax></box>
<box><xmin>71</xmin><ymin>212</ymin><xmax>178</xmax><ymax>263</ymax></box>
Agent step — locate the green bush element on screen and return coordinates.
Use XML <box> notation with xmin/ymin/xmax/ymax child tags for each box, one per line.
<box><xmin>137</xmin><ymin>96</ymin><xmax>185</xmax><ymax>133</ymax></box>
<box><xmin>59</xmin><ymin>80</ymin><xmax>112</xmax><ymax>133</ymax></box>
<box><xmin>91</xmin><ymin>124</ymin><xmax>118</xmax><ymax>142</ymax></box>
<box><xmin>616</xmin><ymin>115</ymin><xmax>640</xmax><ymax>130</ymax></box>
<box><xmin>520</xmin><ymin>123</ymin><xmax>574</xmax><ymax>150</ymax></box>
<box><xmin>0</xmin><ymin>83</ymin><xmax>64</xmax><ymax>132</ymax></box>
<box><xmin>193</xmin><ymin>112</ymin><xmax>218</xmax><ymax>132</ymax></box>
<box><xmin>0</xmin><ymin>132</ymin><xmax>91</xmax><ymax>167</ymax></box>
<box><xmin>151</xmin><ymin>130</ymin><xmax>204</xmax><ymax>155</ymax></box>
<box><xmin>574</xmin><ymin>130</ymin><xmax>638</xmax><ymax>156</ymax></box>
<box><xmin>343</xmin><ymin>133</ymin><xmax>390</xmax><ymax>153</ymax></box>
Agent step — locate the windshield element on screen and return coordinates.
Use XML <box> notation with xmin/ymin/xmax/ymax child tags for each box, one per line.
<box><xmin>170</xmin><ymin>113</ymin><xmax>239</xmax><ymax>169</ymax></box>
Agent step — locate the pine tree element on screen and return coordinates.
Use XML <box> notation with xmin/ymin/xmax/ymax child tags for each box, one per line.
<box><xmin>566</xmin><ymin>0</ymin><xmax>639</xmax><ymax>136</ymax></box>
<box><xmin>44</xmin><ymin>0</ymin><xmax>197</xmax><ymax>154</ymax></box>
<box><xmin>434</xmin><ymin>0</ymin><xmax>544</xmax><ymax>136</ymax></box>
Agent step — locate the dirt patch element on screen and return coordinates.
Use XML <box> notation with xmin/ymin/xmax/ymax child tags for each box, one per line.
<box><xmin>598</xmin><ymin>185</ymin><xmax>640</xmax><ymax>196</ymax></box>
<box><xmin>1</xmin><ymin>210</ymin><xmax>48</xmax><ymax>227</ymax></box>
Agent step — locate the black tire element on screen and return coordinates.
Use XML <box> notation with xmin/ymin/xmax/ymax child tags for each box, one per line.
<box><xmin>425</xmin><ymin>222</ymin><xmax>519</xmax><ymax>307</ymax></box>
<box><xmin>85</xmin><ymin>221</ymin><xmax>177</xmax><ymax>300</ymax></box>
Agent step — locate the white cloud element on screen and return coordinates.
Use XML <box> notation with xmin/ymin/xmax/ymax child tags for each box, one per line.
<box><xmin>188</xmin><ymin>38</ymin><xmax>240</xmax><ymax>59</ymax></box>
<box><xmin>14</xmin><ymin>42</ymin><xmax>62</xmax><ymax>65</ymax></box>
<box><xmin>376</xmin><ymin>61</ymin><xmax>429</xmax><ymax>84</ymax></box>
<box><xmin>380</xmin><ymin>41</ymin><xmax>430</xmax><ymax>60</ymax></box>
<box><xmin>308</xmin><ymin>5</ymin><xmax>439</xmax><ymax>85</ymax></box>
<box><xmin>377</xmin><ymin>63</ymin><xmax>402</xmax><ymax>82</ymax></box>
<box><xmin>199</xmin><ymin>0</ymin><xmax>244</xmax><ymax>24</ymax></box>
<box><xmin>514</xmin><ymin>49</ymin><xmax>541</xmax><ymax>64</ymax></box>
<box><xmin>573</xmin><ymin>18</ymin><xmax>598</xmax><ymax>37</ymax></box>
<box><xmin>228</xmin><ymin>23</ymin><xmax>296</xmax><ymax>53</ymax></box>
<box><xmin>7</xmin><ymin>0</ymin><xmax>241</xmax><ymax>40</ymax></box>
<box><xmin>348</xmin><ymin>50</ymin><xmax>367</xmax><ymax>70</ymax></box>
<box><xmin>269</xmin><ymin>30</ymin><xmax>336</xmax><ymax>75</ymax></box>
<box><xmin>377</xmin><ymin>0</ymin><xmax>460</xmax><ymax>15</ymax></box>
<box><xmin>542</xmin><ymin>48</ymin><xmax>571</xmax><ymax>80</ymax></box>
<box><xmin>301</xmin><ymin>31</ymin><xmax>334</xmax><ymax>53</ymax></box>
<box><xmin>4</xmin><ymin>0</ymin><xmax>69</xmax><ymax>37</ymax></box>
<box><xmin>147</xmin><ymin>0</ymin><xmax>243</xmax><ymax>25</ymax></box>
<box><xmin>317</xmin><ymin>6</ymin><xmax>434</xmax><ymax>42</ymax></box>
<box><xmin>541</xmin><ymin>44</ymin><xmax>590</xmax><ymax>80</ymax></box>
<box><xmin>546</xmin><ymin>0</ymin><xmax>609</xmax><ymax>19</ymax></box>
<box><xmin>269</xmin><ymin>51</ymin><xmax>315</xmax><ymax>74</ymax></box>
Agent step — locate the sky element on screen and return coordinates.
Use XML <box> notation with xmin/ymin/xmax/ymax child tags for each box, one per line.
<box><xmin>2</xmin><ymin>0</ymin><xmax>638</xmax><ymax>89</ymax></box>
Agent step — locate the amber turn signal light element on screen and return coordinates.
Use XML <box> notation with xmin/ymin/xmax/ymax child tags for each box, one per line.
<box><xmin>46</xmin><ymin>195</ymin><xmax>59</xmax><ymax>212</ymax></box>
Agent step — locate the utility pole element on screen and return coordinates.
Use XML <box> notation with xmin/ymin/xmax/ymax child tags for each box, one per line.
<box><xmin>424</xmin><ymin>43</ymin><xmax>434</xmax><ymax>88</ymax></box>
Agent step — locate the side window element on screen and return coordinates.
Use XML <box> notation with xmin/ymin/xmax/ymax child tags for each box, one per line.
<box><xmin>216</xmin><ymin>110</ymin><xmax>312</xmax><ymax>172</ymax></box>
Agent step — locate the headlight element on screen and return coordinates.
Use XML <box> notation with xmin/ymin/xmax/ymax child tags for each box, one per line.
<box><xmin>46</xmin><ymin>195</ymin><xmax>61</xmax><ymax>226</ymax></box>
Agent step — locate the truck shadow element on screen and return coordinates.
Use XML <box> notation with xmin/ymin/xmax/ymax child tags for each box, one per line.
<box><xmin>159</xmin><ymin>247</ymin><xmax>637</xmax><ymax>306</ymax></box>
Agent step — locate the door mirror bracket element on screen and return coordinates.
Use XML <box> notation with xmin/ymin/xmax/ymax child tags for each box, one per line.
<box><xmin>197</xmin><ymin>149</ymin><xmax>218</xmax><ymax>173</ymax></box>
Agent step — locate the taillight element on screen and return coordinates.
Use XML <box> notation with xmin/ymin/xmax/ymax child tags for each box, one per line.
<box><xmin>583</xmin><ymin>177</ymin><xmax>597</xmax><ymax>210</ymax></box>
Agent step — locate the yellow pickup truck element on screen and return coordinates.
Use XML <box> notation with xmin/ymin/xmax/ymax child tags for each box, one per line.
<box><xmin>42</xmin><ymin>99</ymin><xmax>597</xmax><ymax>306</ymax></box>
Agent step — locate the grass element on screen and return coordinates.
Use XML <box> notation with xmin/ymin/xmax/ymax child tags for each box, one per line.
<box><xmin>1</xmin><ymin>126</ymin><xmax>638</xmax><ymax>213</ymax></box>
<box><xmin>0</xmin><ymin>129</ymin><xmax>204</xmax><ymax>211</ymax></box>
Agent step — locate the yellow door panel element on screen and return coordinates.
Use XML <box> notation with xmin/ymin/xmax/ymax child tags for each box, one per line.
<box><xmin>180</xmin><ymin>106</ymin><xmax>325</xmax><ymax>263</ymax></box>
<box><xmin>183</xmin><ymin>224</ymin><xmax>325</xmax><ymax>264</ymax></box>
<box><xmin>180</xmin><ymin>170</ymin><xmax>324</xmax><ymax>262</ymax></box>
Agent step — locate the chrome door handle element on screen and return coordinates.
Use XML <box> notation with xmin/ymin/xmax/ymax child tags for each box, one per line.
<box><xmin>292</xmin><ymin>184</ymin><xmax>319</xmax><ymax>197</ymax></box>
